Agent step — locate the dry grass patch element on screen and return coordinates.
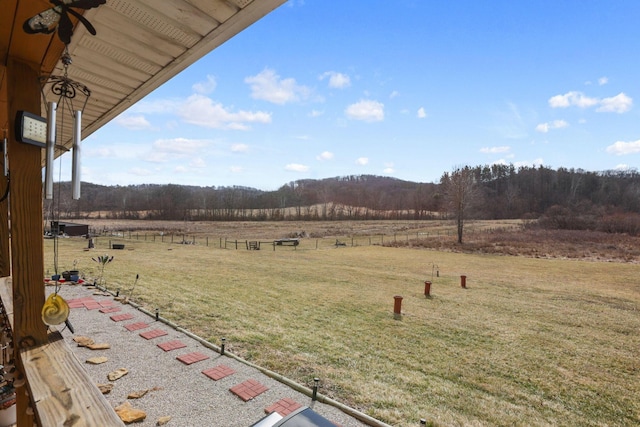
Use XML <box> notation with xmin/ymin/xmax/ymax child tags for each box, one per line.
<box><xmin>45</xmin><ymin>234</ymin><xmax>640</xmax><ymax>427</ymax></box>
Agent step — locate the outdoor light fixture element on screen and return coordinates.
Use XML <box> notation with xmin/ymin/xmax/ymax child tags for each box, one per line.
<box><xmin>312</xmin><ymin>377</ymin><xmax>319</xmax><ymax>401</ymax></box>
<box><xmin>220</xmin><ymin>337</ymin><xmax>226</xmax><ymax>355</ymax></box>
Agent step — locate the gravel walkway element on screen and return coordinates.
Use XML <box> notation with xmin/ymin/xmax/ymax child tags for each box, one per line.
<box><xmin>50</xmin><ymin>284</ymin><xmax>371</xmax><ymax>427</ymax></box>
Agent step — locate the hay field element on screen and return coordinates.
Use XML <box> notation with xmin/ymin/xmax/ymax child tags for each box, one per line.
<box><xmin>44</xmin><ymin>225</ymin><xmax>640</xmax><ymax>426</ymax></box>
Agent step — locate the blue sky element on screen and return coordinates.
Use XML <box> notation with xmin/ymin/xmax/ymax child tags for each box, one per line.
<box><xmin>65</xmin><ymin>0</ymin><xmax>640</xmax><ymax>190</ymax></box>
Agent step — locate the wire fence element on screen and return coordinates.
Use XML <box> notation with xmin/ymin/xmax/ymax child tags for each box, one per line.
<box><xmin>88</xmin><ymin>225</ymin><xmax>522</xmax><ymax>252</ymax></box>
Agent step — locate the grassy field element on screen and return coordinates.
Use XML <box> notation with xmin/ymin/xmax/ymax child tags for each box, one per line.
<box><xmin>44</xmin><ymin>223</ymin><xmax>640</xmax><ymax>426</ymax></box>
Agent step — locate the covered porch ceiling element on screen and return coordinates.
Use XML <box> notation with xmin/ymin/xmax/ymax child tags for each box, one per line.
<box><xmin>1</xmin><ymin>0</ymin><xmax>286</xmax><ymax>160</ymax></box>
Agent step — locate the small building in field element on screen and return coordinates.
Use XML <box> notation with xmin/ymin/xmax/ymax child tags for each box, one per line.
<box><xmin>50</xmin><ymin>221</ymin><xmax>89</xmax><ymax>237</ymax></box>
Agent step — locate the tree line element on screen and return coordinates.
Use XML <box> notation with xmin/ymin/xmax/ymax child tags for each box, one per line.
<box><xmin>46</xmin><ymin>165</ymin><xmax>640</xmax><ymax>233</ymax></box>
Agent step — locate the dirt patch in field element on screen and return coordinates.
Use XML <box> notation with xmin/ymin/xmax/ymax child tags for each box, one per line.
<box><xmin>389</xmin><ymin>228</ymin><xmax>640</xmax><ymax>263</ymax></box>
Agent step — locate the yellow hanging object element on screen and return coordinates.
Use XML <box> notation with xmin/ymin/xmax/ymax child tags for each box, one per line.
<box><xmin>41</xmin><ymin>293</ymin><xmax>70</xmax><ymax>326</ymax></box>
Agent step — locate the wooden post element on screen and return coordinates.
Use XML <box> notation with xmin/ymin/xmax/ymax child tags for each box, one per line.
<box><xmin>8</xmin><ymin>57</ymin><xmax>46</xmax><ymax>427</ymax></box>
<box><xmin>0</xmin><ymin>65</ymin><xmax>9</xmax><ymax>278</ymax></box>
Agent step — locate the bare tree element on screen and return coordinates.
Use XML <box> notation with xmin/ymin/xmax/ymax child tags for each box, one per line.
<box><xmin>441</xmin><ymin>166</ymin><xmax>478</xmax><ymax>243</ymax></box>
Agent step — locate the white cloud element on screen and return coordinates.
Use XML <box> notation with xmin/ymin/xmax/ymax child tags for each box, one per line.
<box><xmin>389</xmin><ymin>91</ymin><xmax>399</xmax><ymax>99</ymax></box>
<box><xmin>480</xmin><ymin>146</ymin><xmax>510</xmax><ymax>154</ymax></box>
<box><xmin>606</xmin><ymin>139</ymin><xmax>640</xmax><ymax>155</ymax></box>
<box><xmin>114</xmin><ymin>115</ymin><xmax>151</xmax><ymax>130</ymax></box>
<box><xmin>245</xmin><ymin>68</ymin><xmax>312</xmax><ymax>104</ymax></box>
<box><xmin>230</xmin><ymin>143</ymin><xmax>249</xmax><ymax>153</ymax></box>
<box><xmin>230</xmin><ymin>166</ymin><xmax>243</xmax><ymax>173</ymax></box>
<box><xmin>596</xmin><ymin>93</ymin><xmax>633</xmax><ymax>113</ymax></box>
<box><xmin>355</xmin><ymin>157</ymin><xmax>369</xmax><ymax>165</ymax></box>
<box><xmin>308</xmin><ymin>110</ymin><xmax>324</xmax><ymax>117</ymax></box>
<box><xmin>417</xmin><ymin>107</ymin><xmax>427</xmax><ymax>119</ymax></box>
<box><xmin>145</xmin><ymin>152</ymin><xmax>169</xmax><ymax>163</ymax></box>
<box><xmin>319</xmin><ymin>71</ymin><xmax>351</xmax><ymax>89</ymax></box>
<box><xmin>614</xmin><ymin>164</ymin><xmax>630</xmax><ymax>170</ymax></box>
<box><xmin>548</xmin><ymin>91</ymin><xmax>599</xmax><ymax>108</ymax></box>
<box><xmin>549</xmin><ymin>91</ymin><xmax>632</xmax><ymax>113</ymax></box>
<box><xmin>316</xmin><ymin>151</ymin><xmax>334</xmax><ymax>161</ymax></box>
<box><xmin>192</xmin><ymin>75</ymin><xmax>217</xmax><ymax>94</ymax></box>
<box><xmin>345</xmin><ymin>100</ymin><xmax>384</xmax><ymax>122</ymax></box>
<box><xmin>174</xmin><ymin>165</ymin><xmax>188</xmax><ymax>173</ymax></box>
<box><xmin>535</xmin><ymin>119</ymin><xmax>569</xmax><ymax>133</ymax></box>
<box><xmin>598</xmin><ymin>76</ymin><xmax>609</xmax><ymax>85</ymax></box>
<box><xmin>152</xmin><ymin>137</ymin><xmax>210</xmax><ymax>155</ymax></box>
<box><xmin>178</xmin><ymin>94</ymin><xmax>271</xmax><ymax>130</ymax></box>
<box><xmin>189</xmin><ymin>157</ymin><xmax>206</xmax><ymax>168</ymax></box>
<box><xmin>285</xmin><ymin>163</ymin><xmax>310</xmax><ymax>172</ymax></box>
<box><xmin>383</xmin><ymin>162</ymin><xmax>395</xmax><ymax>174</ymax></box>
<box><xmin>129</xmin><ymin>167</ymin><xmax>153</xmax><ymax>176</ymax></box>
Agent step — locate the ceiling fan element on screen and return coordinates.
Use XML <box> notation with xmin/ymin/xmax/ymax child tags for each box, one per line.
<box><xmin>23</xmin><ymin>0</ymin><xmax>106</xmax><ymax>45</ymax></box>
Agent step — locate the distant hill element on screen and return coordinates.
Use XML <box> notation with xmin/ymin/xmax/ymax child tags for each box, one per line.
<box><xmin>46</xmin><ymin>166</ymin><xmax>640</xmax><ymax>231</ymax></box>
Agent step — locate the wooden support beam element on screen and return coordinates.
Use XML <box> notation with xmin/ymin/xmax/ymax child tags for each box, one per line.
<box><xmin>0</xmin><ymin>63</ymin><xmax>9</xmax><ymax>278</ymax></box>
<box><xmin>7</xmin><ymin>57</ymin><xmax>46</xmax><ymax>427</ymax></box>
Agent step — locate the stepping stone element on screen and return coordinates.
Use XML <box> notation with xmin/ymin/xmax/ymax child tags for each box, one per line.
<box><xmin>157</xmin><ymin>340</ymin><xmax>187</xmax><ymax>352</ymax></box>
<box><xmin>115</xmin><ymin>401</ymin><xmax>146</xmax><ymax>424</ymax></box>
<box><xmin>124</xmin><ymin>322</ymin><xmax>149</xmax><ymax>332</ymax></box>
<box><xmin>68</xmin><ymin>301</ymin><xmax>86</xmax><ymax>309</ymax></box>
<box><xmin>107</xmin><ymin>368</ymin><xmax>129</xmax><ymax>381</ymax></box>
<box><xmin>84</xmin><ymin>302</ymin><xmax>103</xmax><ymax>310</ymax></box>
<box><xmin>73</xmin><ymin>336</ymin><xmax>95</xmax><ymax>347</ymax></box>
<box><xmin>100</xmin><ymin>307</ymin><xmax>121</xmax><ymax>313</ymax></box>
<box><xmin>202</xmin><ymin>365</ymin><xmax>236</xmax><ymax>381</ymax></box>
<box><xmin>87</xmin><ymin>343</ymin><xmax>111</xmax><ymax>350</ymax></box>
<box><xmin>110</xmin><ymin>313</ymin><xmax>134</xmax><ymax>322</ymax></box>
<box><xmin>176</xmin><ymin>352</ymin><xmax>209</xmax><ymax>365</ymax></box>
<box><xmin>265</xmin><ymin>398</ymin><xmax>302</xmax><ymax>417</ymax></box>
<box><xmin>86</xmin><ymin>356</ymin><xmax>108</xmax><ymax>365</ymax></box>
<box><xmin>140</xmin><ymin>329</ymin><xmax>168</xmax><ymax>340</ymax></box>
<box><xmin>230</xmin><ymin>379</ymin><xmax>269</xmax><ymax>402</ymax></box>
<box><xmin>99</xmin><ymin>300</ymin><xmax>114</xmax><ymax>306</ymax></box>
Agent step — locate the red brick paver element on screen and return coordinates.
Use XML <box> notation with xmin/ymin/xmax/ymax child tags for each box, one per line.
<box><xmin>99</xmin><ymin>307</ymin><xmax>121</xmax><ymax>313</ymax></box>
<box><xmin>84</xmin><ymin>301</ymin><xmax>103</xmax><ymax>310</ymax></box>
<box><xmin>202</xmin><ymin>365</ymin><xmax>236</xmax><ymax>381</ymax></box>
<box><xmin>110</xmin><ymin>313</ymin><xmax>134</xmax><ymax>322</ymax></box>
<box><xmin>157</xmin><ymin>340</ymin><xmax>187</xmax><ymax>352</ymax></box>
<box><xmin>140</xmin><ymin>329</ymin><xmax>168</xmax><ymax>340</ymax></box>
<box><xmin>124</xmin><ymin>321</ymin><xmax>150</xmax><ymax>332</ymax></box>
<box><xmin>176</xmin><ymin>352</ymin><xmax>209</xmax><ymax>365</ymax></box>
<box><xmin>265</xmin><ymin>398</ymin><xmax>302</xmax><ymax>416</ymax></box>
<box><xmin>230</xmin><ymin>379</ymin><xmax>269</xmax><ymax>401</ymax></box>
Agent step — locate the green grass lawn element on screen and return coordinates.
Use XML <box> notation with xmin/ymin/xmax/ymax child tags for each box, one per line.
<box><xmin>45</xmin><ymin>236</ymin><xmax>640</xmax><ymax>426</ymax></box>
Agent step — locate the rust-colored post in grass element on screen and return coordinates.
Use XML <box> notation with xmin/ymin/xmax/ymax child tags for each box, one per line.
<box><xmin>461</xmin><ymin>275</ymin><xmax>467</xmax><ymax>288</ymax></box>
<box><xmin>393</xmin><ymin>295</ymin><xmax>403</xmax><ymax>320</ymax></box>
<box><xmin>424</xmin><ymin>281</ymin><xmax>431</xmax><ymax>297</ymax></box>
